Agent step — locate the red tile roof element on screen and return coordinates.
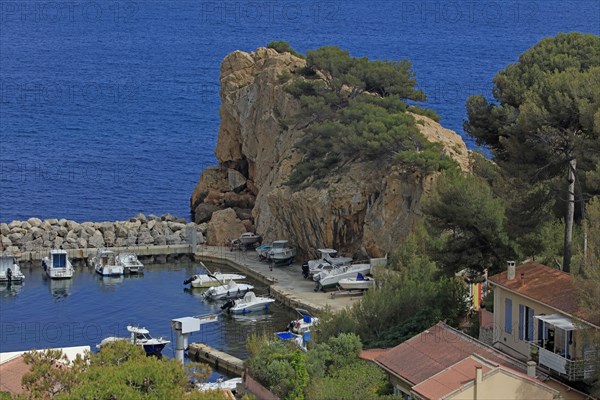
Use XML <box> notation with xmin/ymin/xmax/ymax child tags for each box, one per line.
<box><xmin>374</xmin><ymin>322</ymin><xmax>526</xmax><ymax>385</ymax></box>
<box><xmin>0</xmin><ymin>355</ymin><xmax>29</xmax><ymax>395</ymax></box>
<box><xmin>411</xmin><ymin>356</ymin><xmax>492</xmax><ymax>400</ymax></box>
<box><xmin>488</xmin><ymin>262</ymin><xmax>598</xmax><ymax>327</ymax></box>
<box><xmin>359</xmin><ymin>349</ymin><xmax>389</xmax><ymax>362</ymax></box>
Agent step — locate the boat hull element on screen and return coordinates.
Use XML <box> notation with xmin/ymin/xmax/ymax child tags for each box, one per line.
<box><xmin>229</xmin><ymin>300</ymin><xmax>275</xmax><ymax>314</ymax></box>
<box><xmin>338</xmin><ymin>278</ymin><xmax>375</xmax><ymax>291</ymax></box>
<box><xmin>46</xmin><ymin>269</ymin><xmax>74</xmax><ymax>279</ymax></box>
<box><xmin>187</xmin><ymin>273</ymin><xmax>246</xmax><ymax>288</ymax></box>
<box><xmin>316</xmin><ymin>264</ymin><xmax>372</xmax><ymax>290</ymax></box>
<box><xmin>95</xmin><ymin>267</ymin><xmax>124</xmax><ymax>277</ymax></box>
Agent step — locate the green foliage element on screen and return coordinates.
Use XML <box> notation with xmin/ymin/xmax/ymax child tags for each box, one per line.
<box><xmin>246</xmin><ymin>333</ymin><xmax>391</xmax><ymax>399</ymax></box>
<box><xmin>305</xmin><ymin>361</ymin><xmax>392</xmax><ymax>400</ymax></box>
<box><xmin>464</xmin><ymin>33</ymin><xmax>600</xmax><ymax>269</ymax></box>
<box><xmin>316</xmin><ymin>232</ymin><xmax>468</xmax><ymax>348</ymax></box>
<box><xmin>577</xmin><ymin>196</ymin><xmax>600</xmax><ymax>396</ymax></box>
<box><xmin>423</xmin><ymin>170</ymin><xmax>515</xmax><ymax>275</ymax></box>
<box><xmin>244</xmin><ymin>340</ymin><xmax>308</xmax><ymax>400</ymax></box>
<box><xmin>20</xmin><ymin>342</ymin><xmax>223</xmax><ymax>400</ymax></box>
<box><xmin>283</xmin><ymin>45</ymin><xmax>446</xmax><ymax>187</ymax></box>
<box><xmin>267</xmin><ymin>41</ymin><xmax>304</xmax><ymax>59</ymax></box>
<box><xmin>407</xmin><ymin>105</ymin><xmax>441</xmax><ymax>122</ymax></box>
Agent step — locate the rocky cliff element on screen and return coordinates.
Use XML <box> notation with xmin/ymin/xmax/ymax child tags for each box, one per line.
<box><xmin>191</xmin><ymin>47</ymin><xmax>470</xmax><ymax>257</ymax></box>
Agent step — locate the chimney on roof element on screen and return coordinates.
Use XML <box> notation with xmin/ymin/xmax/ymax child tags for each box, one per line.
<box><xmin>520</xmin><ymin>273</ymin><xmax>525</xmax><ymax>287</ymax></box>
<box><xmin>474</xmin><ymin>366</ymin><xmax>483</xmax><ymax>399</ymax></box>
<box><xmin>527</xmin><ymin>361</ymin><xmax>537</xmax><ymax>378</ymax></box>
<box><xmin>507</xmin><ymin>261</ymin><xmax>516</xmax><ymax>280</ymax></box>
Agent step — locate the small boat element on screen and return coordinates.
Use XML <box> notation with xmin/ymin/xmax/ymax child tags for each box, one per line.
<box><xmin>96</xmin><ymin>325</ymin><xmax>170</xmax><ymax>356</ymax></box>
<box><xmin>221</xmin><ymin>291</ymin><xmax>275</xmax><ymax>314</ymax></box>
<box><xmin>196</xmin><ymin>377</ymin><xmax>242</xmax><ymax>393</ymax></box>
<box><xmin>304</xmin><ymin>249</ymin><xmax>353</xmax><ymax>279</ymax></box>
<box><xmin>275</xmin><ymin>330</ymin><xmax>311</xmax><ymax>351</ymax></box>
<box><xmin>314</xmin><ymin>263</ymin><xmax>371</xmax><ymax>291</ymax></box>
<box><xmin>239</xmin><ymin>232</ymin><xmax>261</xmax><ymax>245</ymax></box>
<box><xmin>42</xmin><ymin>249</ymin><xmax>73</xmax><ymax>279</ymax></box>
<box><xmin>286</xmin><ymin>308</ymin><xmax>319</xmax><ymax>334</ymax></box>
<box><xmin>255</xmin><ymin>244</ymin><xmax>272</xmax><ymax>259</ymax></box>
<box><xmin>231</xmin><ymin>232</ymin><xmax>262</xmax><ymax>250</ymax></box>
<box><xmin>0</xmin><ymin>255</ymin><xmax>25</xmax><ymax>283</ymax></box>
<box><xmin>92</xmin><ymin>249</ymin><xmax>124</xmax><ymax>277</ymax></box>
<box><xmin>184</xmin><ymin>272</ymin><xmax>246</xmax><ymax>288</ymax></box>
<box><xmin>203</xmin><ymin>280</ymin><xmax>254</xmax><ymax>300</ymax></box>
<box><xmin>266</xmin><ymin>240</ymin><xmax>296</xmax><ymax>265</ymax></box>
<box><xmin>116</xmin><ymin>253</ymin><xmax>144</xmax><ymax>274</ymax></box>
<box><xmin>338</xmin><ymin>273</ymin><xmax>375</xmax><ymax>291</ymax></box>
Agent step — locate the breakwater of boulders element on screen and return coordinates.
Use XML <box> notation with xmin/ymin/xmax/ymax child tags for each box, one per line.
<box><xmin>0</xmin><ymin>214</ymin><xmax>206</xmax><ymax>255</ymax></box>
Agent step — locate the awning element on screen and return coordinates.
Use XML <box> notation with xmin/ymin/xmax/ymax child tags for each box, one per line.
<box><xmin>535</xmin><ymin>314</ymin><xmax>578</xmax><ymax>331</ymax></box>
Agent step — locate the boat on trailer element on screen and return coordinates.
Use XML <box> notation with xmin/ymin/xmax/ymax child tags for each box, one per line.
<box><xmin>266</xmin><ymin>240</ymin><xmax>296</xmax><ymax>265</ymax></box>
<box><xmin>338</xmin><ymin>273</ymin><xmax>375</xmax><ymax>291</ymax></box>
<box><xmin>42</xmin><ymin>249</ymin><xmax>74</xmax><ymax>279</ymax></box>
<box><xmin>314</xmin><ymin>263</ymin><xmax>371</xmax><ymax>291</ymax></box>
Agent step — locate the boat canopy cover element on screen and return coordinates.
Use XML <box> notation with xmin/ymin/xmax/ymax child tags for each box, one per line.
<box><xmin>127</xmin><ymin>326</ymin><xmax>150</xmax><ymax>334</ymax></box>
<box><xmin>356</xmin><ymin>273</ymin><xmax>365</xmax><ymax>281</ymax></box>
<box><xmin>303</xmin><ymin>315</ymin><xmax>312</xmax><ymax>323</ymax></box>
<box><xmin>242</xmin><ymin>291</ymin><xmax>256</xmax><ymax>302</ymax></box>
<box><xmin>534</xmin><ymin>314</ymin><xmax>578</xmax><ymax>331</ymax></box>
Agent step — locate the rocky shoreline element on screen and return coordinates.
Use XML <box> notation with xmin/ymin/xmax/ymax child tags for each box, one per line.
<box><xmin>0</xmin><ymin>214</ymin><xmax>206</xmax><ymax>255</ymax></box>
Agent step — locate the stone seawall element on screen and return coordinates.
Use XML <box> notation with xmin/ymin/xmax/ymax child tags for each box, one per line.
<box><xmin>0</xmin><ymin>214</ymin><xmax>206</xmax><ymax>256</ymax></box>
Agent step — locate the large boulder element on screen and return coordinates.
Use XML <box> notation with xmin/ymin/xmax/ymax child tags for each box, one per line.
<box><xmin>193</xmin><ymin>203</ymin><xmax>221</xmax><ymax>224</ymax></box>
<box><xmin>206</xmin><ymin>208</ymin><xmax>246</xmax><ymax>246</ymax></box>
<box><xmin>190</xmin><ymin>47</ymin><xmax>471</xmax><ymax>257</ymax></box>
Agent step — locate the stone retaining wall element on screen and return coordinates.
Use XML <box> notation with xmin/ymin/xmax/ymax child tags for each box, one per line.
<box><xmin>0</xmin><ymin>214</ymin><xmax>206</xmax><ymax>255</ymax></box>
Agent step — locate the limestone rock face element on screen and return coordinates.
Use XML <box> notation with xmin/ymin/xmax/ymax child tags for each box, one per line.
<box><xmin>206</xmin><ymin>208</ymin><xmax>247</xmax><ymax>246</ymax></box>
<box><xmin>191</xmin><ymin>47</ymin><xmax>471</xmax><ymax>256</ymax></box>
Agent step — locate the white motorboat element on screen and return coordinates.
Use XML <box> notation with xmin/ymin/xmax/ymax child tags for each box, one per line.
<box><xmin>303</xmin><ymin>249</ymin><xmax>352</xmax><ymax>279</ymax></box>
<box><xmin>92</xmin><ymin>249</ymin><xmax>124</xmax><ymax>277</ymax></box>
<box><xmin>314</xmin><ymin>263</ymin><xmax>371</xmax><ymax>291</ymax></box>
<box><xmin>266</xmin><ymin>240</ymin><xmax>296</xmax><ymax>265</ymax></box>
<box><xmin>116</xmin><ymin>253</ymin><xmax>144</xmax><ymax>274</ymax></box>
<box><xmin>0</xmin><ymin>255</ymin><xmax>25</xmax><ymax>283</ymax></box>
<box><xmin>239</xmin><ymin>232</ymin><xmax>261</xmax><ymax>245</ymax></box>
<box><xmin>42</xmin><ymin>249</ymin><xmax>73</xmax><ymax>279</ymax></box>
<box><xmin>96</xmin><ymin>325</ymin><xmax>170</xmax><ymax>356</ymax></box>
<box><xmin>338</xmin><ymin>273</ymin><xmax>375</xmax><ymax>291</ymax></box>
<box><xmin>221</xmin><ymin>291</ymin><xmax>275</xmax><ymax>314</ymax></box>
<box><xmin>196</xmin><ymin>377</ymin><xmax>242</xmax><ymax>393</ymax></box>
<box><xmin>203</xmin><ymin>280</ymin><xmax>254</xmax><ymax>301</ymax></box>
<box><xmin>308</xmin><ymin>248</ymin><xmax>352</xmax><ymax>270</ymax></box>
<box><xmin>184</xmin><ymin>272</ymin><xmax>246</xmax><ymax>288</ymax></box>
<box><xmin>275</xmin><ymin>330</ymin><xmax>311</xmax><ymax>351</ymax></box>
<box><xmin>286</xmin><ymin>308</ymin><xmax>319</xmax><ymax>334</ymax></box>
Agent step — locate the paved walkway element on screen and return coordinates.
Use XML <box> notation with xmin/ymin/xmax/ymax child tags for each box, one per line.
<box><xmin>195</xmin><ymin>246</ymin><xmax>363</xmax><ymax>313</ymax></box>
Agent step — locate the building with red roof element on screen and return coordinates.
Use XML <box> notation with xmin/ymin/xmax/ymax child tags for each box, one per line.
<box><xmin>488</xmin><ymin>261</ymin><xmax>598</xmax><ymax>382</ymax></box>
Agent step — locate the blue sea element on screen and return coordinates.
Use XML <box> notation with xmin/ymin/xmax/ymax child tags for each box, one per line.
<box><xmin>1</xmin><ymin>0</ymin><xmax>598</xmax><ymax>223</ymax></box>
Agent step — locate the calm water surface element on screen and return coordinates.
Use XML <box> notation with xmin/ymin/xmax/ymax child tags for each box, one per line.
<box><xmin>0</xmin><ymin>260</ymin><xmax>297</xmax><ymax>362</ymax></box>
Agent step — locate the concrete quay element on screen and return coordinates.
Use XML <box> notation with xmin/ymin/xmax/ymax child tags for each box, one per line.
<box><xmin>194</xmin><ymin>246</ymin><xmax>363</xmax><ymax>314</ymax></box>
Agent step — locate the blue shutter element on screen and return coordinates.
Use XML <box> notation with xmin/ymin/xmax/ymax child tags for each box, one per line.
<box><xmin>519</xmin><ymin>304</ymin><xmax>525</xmax><ymax>340</ymax></box>
<box><xmin>504</xmin><ymin>298</ymin><xmax>512</xmax><ymax>333</ymax></box>
<box><xmin>528</xmin><ymin>308</ymin><xmax>534</xmax><ymax>341</ymax></box>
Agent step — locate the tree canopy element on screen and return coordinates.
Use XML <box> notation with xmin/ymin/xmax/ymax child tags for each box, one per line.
<box><xmin>464</xmin><ymin>32</ymin><xmax>600</xmax><ymax>271</ymax></box>
<box><xmin>279</xmin><ymin>45</ymin><xmax>452</xmax><ymax>188</ymax></box>
<box><xmin>16</xmin><ymin>342</ymin><xmax>223</xmax><ymax>400</ymax></box>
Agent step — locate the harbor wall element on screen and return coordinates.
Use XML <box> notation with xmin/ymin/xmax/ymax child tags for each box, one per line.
<box><xmin>0</xmin><ymin>214</ymin><xmax>206</xmax><ymax>263</ymax></box>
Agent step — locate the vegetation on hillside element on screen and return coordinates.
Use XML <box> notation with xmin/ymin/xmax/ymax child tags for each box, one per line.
<box><xmin>245</xmin><ymin>333</ymin><xmax>392</xmax><ymax>400</ymax></box>
<box><xmin>270</xmin><ymin>43</ymin><xmax>451</xmax><ymax>188</ymax></box>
